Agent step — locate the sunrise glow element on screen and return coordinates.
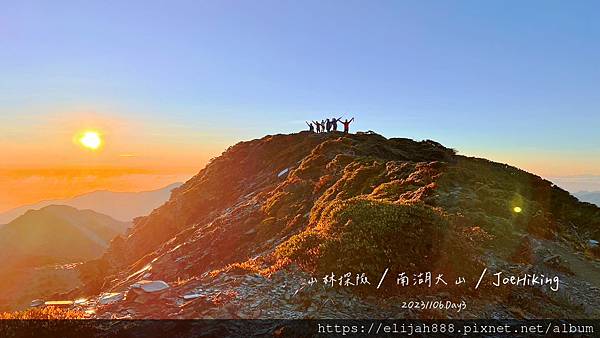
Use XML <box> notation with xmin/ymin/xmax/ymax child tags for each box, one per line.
<box><xmin>78</xmin><ymin>131</ymin><xmax>103</xmax><ymax>150</ymax></box>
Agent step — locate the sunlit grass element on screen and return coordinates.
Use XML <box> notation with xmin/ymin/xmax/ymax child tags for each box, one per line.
<box><xmin>0</xmin><ymin>306</ymin><xmax>89</xmax><ymax>319</ymax></box>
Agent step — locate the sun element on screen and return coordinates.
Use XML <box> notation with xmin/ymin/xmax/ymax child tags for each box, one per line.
<box><xmin>78</xmin><ymin>131</ymin><xmax>103</xmax><ymax>150</ymax></box>
<box><xmin>513</xmin><ymin>206</ymin><xmax>522</xmax><ymax>213</ymax></box>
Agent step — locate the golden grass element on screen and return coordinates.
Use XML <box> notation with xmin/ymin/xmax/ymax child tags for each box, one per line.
<box><xmin>0</xmin><ymin>306</ymin><xmax>88</xmax><ymax>319</ymax></box>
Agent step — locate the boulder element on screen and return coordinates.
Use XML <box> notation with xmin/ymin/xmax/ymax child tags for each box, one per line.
<box><xmin>182</xmin><ymin>293</ymin><xmax>203</xmax><ymax>300</ymax></box>
<box><xmin>131</xmin><ymin>280</ymin><xmax>170</xmax><ymax>293</ymax></box>
<box><xmin>98</xmin><ymin>292</ymin><xmax>125</xmax><ymax>305</ymax></box>
<box><xmin>30</xmin><ymin>299</ymin><xmax>44</xmax><ymax>307</ymax></box>
<box><xmin>277</xmin><ymin>168</ymin><xmax>289</xmax><ymax>178</ymax></box>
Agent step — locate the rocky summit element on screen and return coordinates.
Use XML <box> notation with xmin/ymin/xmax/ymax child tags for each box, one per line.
<box><xmin>35</xmin><ymin>131</ymin><xmax>600</xmax><ymax>319</ymax></box>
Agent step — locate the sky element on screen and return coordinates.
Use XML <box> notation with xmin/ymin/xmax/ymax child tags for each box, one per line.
<box><xmin>1</xmin><ymin>0</ymin><xmax>599</xmax><ymax>211</ymax></box>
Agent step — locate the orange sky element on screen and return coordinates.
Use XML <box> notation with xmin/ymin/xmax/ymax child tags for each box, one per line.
<box><xmin>1</xmin><ymin>110</ymin><xmax>597</xmax><ymax>213</ymax></box>
<box><xmin>0</xmin><ymin>111</ymin><xmax>231</xmax><ymax>212</ymax></box>
<box><xmin>0</xmin><ymin>168</ymin><xmax>193</xmax><ymax>212</ymax></box>
<box><xmin>3</xmin><ymin>1</ymin><xmax>600</xmax><ymax>213</ymax></box>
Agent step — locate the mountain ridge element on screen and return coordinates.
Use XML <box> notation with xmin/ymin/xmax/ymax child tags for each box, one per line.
<box><xmin>576</xmin><ymin>191</ymin><xmax>600</xmax><ymax>207</ymax></box>
<box><xmin>19</xmin><ymin>131</ymin><xmax>600</xmax><ymax>318</ymax></box>
<box><xmin>0</xmin><ymin>205</ymin><xmax>131</xmax><ymax>311</ymax></box>
<box><xmin>0</xmin><ymin>183</ymin><xmax>183</xmax><ymax>224</ymax></box>
<box><xmin>0</xmin><ymin>205</ymin><xmax>130</xmax><ymax>265</ymax></box>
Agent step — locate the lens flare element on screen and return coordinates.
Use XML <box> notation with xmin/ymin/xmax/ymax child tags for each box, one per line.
<box><xmin>513</xmin><ymin>206</ymin><xmax>522</xmax><ymax>213</ymax></box>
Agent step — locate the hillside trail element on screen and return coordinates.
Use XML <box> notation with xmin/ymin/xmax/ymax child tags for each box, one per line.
<box><xmin>539</xmin><ymin>239</ymin><xmax>600</xmax><ymax>288</ymax></box>
<box><xmin>531</xmin><ymin>238</ymin><xmax>600</xmax><ymax>317</ymax></box>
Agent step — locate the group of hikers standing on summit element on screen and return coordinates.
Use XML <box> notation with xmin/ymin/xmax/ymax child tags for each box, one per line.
<box><xmin>306</xmin><ymin>117</ymin><xmax>354</xmax><ymax>134</ymax></box>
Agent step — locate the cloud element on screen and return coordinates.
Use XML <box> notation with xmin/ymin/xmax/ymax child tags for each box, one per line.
<box><xmin>547</xmin><ymin>175</ymin><xmax>600</xmax><ymax>193</ymax></box>
<box><xmin>0</xmin><ymin>168</ymin><xmax>193</xmax><ymax>212</ymax></box>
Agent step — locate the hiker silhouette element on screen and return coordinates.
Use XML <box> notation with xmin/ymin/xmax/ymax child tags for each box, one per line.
<box><xmin>313</xmin><ymin>120</ymin><xmax>321</xmax><ymax>133</ymax></box>
<box><xmin>332</xmin><ymin>117</ymin><xmax>341</xmax><ymax>131</ymax></box>
<box><xmin>341</xmin><ymin>117</ymin><xmax>354</xmax><ymax>133</ymax></box>
<box><xmin>306</xmin><ymin>121</ymin><xmax>314</xmax><ymax>132</ymax></box>
<box><xmin>304</xmin><ymin>115</ymin><xmax>351</xmax><ymax>133</ymax></box>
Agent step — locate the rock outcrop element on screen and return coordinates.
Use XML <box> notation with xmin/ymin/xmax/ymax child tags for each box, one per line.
<box><xmin>55</xmin><ymin>132</ymin><xmax>600</xmax><ymax>318</ymax></box>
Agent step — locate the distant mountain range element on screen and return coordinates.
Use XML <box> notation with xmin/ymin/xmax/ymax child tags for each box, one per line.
<box><xmin>0</xmin><ymin>183</ymin><xmax>182</xmax><ymax>224</ymax></box>
<box><xmin>0</xmin><ymin>205</ymin><xmax>131</xmax><ymax>266</ymax></box>
<box><xmin>576</xmin><ymin>191</ymin><xmax>600</xmax><ymax>207</ymax></box>
<box><xmin>0</xmin><ymin>205</ymin><xmax>131</xmax><ymax>310</ymax></box>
